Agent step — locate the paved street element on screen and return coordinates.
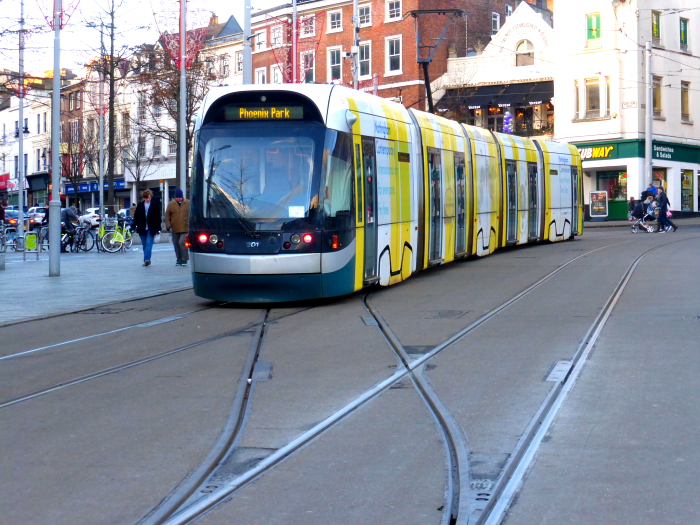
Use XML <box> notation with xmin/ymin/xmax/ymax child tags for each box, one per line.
<box><xmin>1</xmin><ymin>220</ymin><xmax>700</xmax><ymax>525</ymax></box>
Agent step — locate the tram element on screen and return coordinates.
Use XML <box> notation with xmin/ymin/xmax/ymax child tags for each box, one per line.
<box><xmin>189</xmin><ymin>84</ymin><xmax>583</xmax><ymax>303</ymax></box>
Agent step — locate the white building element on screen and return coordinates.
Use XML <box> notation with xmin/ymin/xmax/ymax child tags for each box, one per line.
<box><xmin>554</xmin><ymin>0</ymin><xmax>700</xmax><ymax>219</ymax></box>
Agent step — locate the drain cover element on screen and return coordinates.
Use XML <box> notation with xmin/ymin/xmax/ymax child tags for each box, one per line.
<box><xmin>546</xmin><ymin>360</ymin><xmax>573</xmax><ymax>382</ymax></box>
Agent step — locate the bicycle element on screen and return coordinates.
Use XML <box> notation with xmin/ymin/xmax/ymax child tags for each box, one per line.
<box><xmin>101</xmin><ymin>217</ymin><xmax>133</xmax><ymax>252</ymax></box>
<box><xmin>71</xmin><ymin>219</ymin><xmax>96</xmax><ymax>252</ymax></box>
<box><xmin>3</xmin><ymin>227</ymin><xmax>23</xmax><ymax>251</ymax></box>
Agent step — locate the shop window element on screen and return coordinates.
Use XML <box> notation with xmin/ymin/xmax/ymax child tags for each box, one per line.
<box><xmin>585</xmin><ymin>77</ymin><xmax>600</xmax><ymax>118</ymax></box>
<box><xmin>681</xmin><ymin>81</ymin><xmax>690</xmax><ymax>122</ymax></box>
<box><xmin>680</xmin><ymin>18</ymin><xmax>689</xmax><ymax>52</ymax></box>
<box><xmin>653</xmin><ymin>169</ymin><xmax>667</xmax><ymax>189</ymax></box>
<box><xmin>681</xmin><ymin>169</ymin><xmax>693</xmax><ymax>211</ymax></box>
<box><xmin>652</xmin><ymin>11</ymin><xmax>661</xmax><ymax>45</ymax></box>
<box><xmin>487</xmin><ymin>106</ymin><xmax>504</xmax><ymax>132</ymax></box>
<box><xmin>597</xmin><ymin>171</ymin><xmax>627</xmax><ymax>201</ymax></box>
<box><xmin>653</xmin><ymin>76</ymin><xmax>662</xmax><ymax>117</ymax></box>
<box><xmin>586</xmin><ymin>13</ymin><xmax>601</xmax><ymax>45</ymax></box>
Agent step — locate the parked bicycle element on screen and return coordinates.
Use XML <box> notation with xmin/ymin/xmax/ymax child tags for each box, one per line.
<box><xmin>71</xmin><ymin>218</ymin><xmax>96</xmax><ymax>252</ymax></box>
<box><xmin>101</xmin><ymin>217</ymin><xmax>133</xmax><ymax>252</ymax></box>
<box><xmin>0</xmin><ymin>223</ymin><xmax>23</xmax><ymax>252</ymax></box>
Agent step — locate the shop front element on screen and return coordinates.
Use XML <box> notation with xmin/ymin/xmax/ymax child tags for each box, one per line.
<box><xmin>576</xmin><ymin>139</ymin><xmax>700</xmax><ymax>220</ymax></box>
<box><xmin>65</xmin><ymin>179</ymin><xmax>129</xmax><ymax>213</ymax></box>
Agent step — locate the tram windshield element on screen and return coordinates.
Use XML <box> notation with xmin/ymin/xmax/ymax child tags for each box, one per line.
<box><xmin>201</xmin><ymin>127</ymin><xmax>323</xmax><ymax>229</ymax></box>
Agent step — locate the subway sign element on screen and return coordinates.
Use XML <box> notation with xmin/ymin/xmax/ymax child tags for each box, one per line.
<box><xmin>578</xmin><ymin>146</ymin><xmax>614</xmax><ymax>160</ymax></box>
<box><xmin>225</xmin><ymin>106</ymin><xmax>304</xmax><ymax>121</ymax></box>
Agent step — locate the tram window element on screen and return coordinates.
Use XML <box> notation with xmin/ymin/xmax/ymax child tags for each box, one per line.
<box><xmin>550</xmin><ymin>170</ymin><xmax>558</xmax><ymax>176</ymax></box>
<box><xmin>202</xmin><ymin>134</ymin><xmax>317</xmax><ymax>224</ymax></box>
<box><xmin>322</xmin><ymin>130</ymin><xmax>354</xmax><ymax>222</ymax></box>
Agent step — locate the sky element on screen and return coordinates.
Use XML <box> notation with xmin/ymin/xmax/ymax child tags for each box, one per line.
<box><xmin>0</xmin><ymin>0</ymin><xmax>282</xmax><ymax>77</ymax></box>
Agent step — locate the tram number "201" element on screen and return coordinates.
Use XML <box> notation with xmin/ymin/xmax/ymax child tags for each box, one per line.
<box><xmin>246</xmin><ymin>241</ymin><xmax>260</xmax><ymax>248</ymax></box>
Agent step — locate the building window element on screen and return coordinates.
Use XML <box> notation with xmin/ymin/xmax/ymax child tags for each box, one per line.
<box><xmin>302</xmin><ymin>52</ymin><xmax>315</xmax><ymax>83</ymax></box>
<box><xmin>122</xmin><ymin>113</ymin><xmax>130</xmax><ymax>139</ymax></box>
<box><xmin>515</xmin><ymin>40</ymin><xmax>534</xmax><ymax>66</ymax></box>
<box><xmin>76</xmin><ymin>91</ymin><xmax>81</xmax><ymax>109</ymax></box>
<box><xmin>37</xmin><ymin>114</ymin><xmax>40</xmax><ymax>134</ymax></box>
<box><xmin>587</xmin><ymin>13</ymin><xmax>601</xmax><ymax>44</ymax></box>
<box><xmin>271</xmin><ymin>25</ymin><xmax>284</xmax><ymax>45</ymax></box>
<box><xmin>328</xmin><ymin>11</ymin><xmax>342</xmax><ymax>32</ymax></box>
<box><xmin>605</xmin><ymin>76</ymin><xmax>611</xmax><ymax>117</ymax></box>
<box><xmin>680</xmin><ymin>18</ymin><xmax>689</xmax><ymax>52</ymax></box>
<box><xmin>235</xmin><ymin>51</ymin><xmax>243</xmax><ymax>73</ymax></box>
<box><xmin>653</xmin><ymin>76</ymin><xmax>662</xmax><ymax>117</ymax></box>
<box><xmin>153</xmin><ymin>136</ymin><xmax>162</xmax><ymax>157</ymax></box>
<box><xmin>300</xmin><ymin>16</ymin><xmax>316</xmax><ymax>37</ymax></box>
<box><xmin>681</xmin><ymin>81</ymin><xmax>690</xmax><ymax>122</ymax></box>
<box><xmin>359</xmin><ymin>5</ymin><xmax>371</xmax><ymax>26</ymax></box>
<box><xmin>255</xmin><ymin>67</ymin><xmax>267</xmax><ymax>84</ymax></box>
<box><xmin>154</xmin><ymin>104</ymin><xmax>162</xmax><ymax>118</ymax></box>
<box><xmin>71</xmin><ymin>120</ymin><xmax>80</xmax><ymax>143</ymax></box>
<box><xmin>254</xmin><ymin>30</ymin><xmax>267</xmax><ymax>51</ymax></box>
<box><xmin>69</xmin><ymin>93</ymin><xmax>74</xmax><ymax>110</ymax></box>
<box><xmin>492</xmin><ymin>12</ymin><xmax>500</xmax><ymax>34</ymax></box>
<box><xmin>36</xmin><ymin>149</ymin><xmax>40</xmax><ymax>171</ymax></box>
<box><xmin>387</xmin><ymin>0</ymin><xmax>401</xmax><ymax>21</ymax></box>
<box><xmin>43</xmin><ymin>112</ymin><xmax>47</xmax><ymax>133</ymax></box>
<box><xmin>169</xmin><ymin>137</ymin><xmax>176</xmax><ymax>154</ymax></box>
<box><xmin>137</xmin><ymin>93</ymin><xmax>147</xmax><ymax>121</ymax></box>
<box><xmin>220</xmin><ymin>55</ymin><xmax>229</xmax><ymax>76</ymax></box>
<box><xmin>138</xmin><ymin>137</ymin><xmax>146</xmax><ymax>157</ymax></box>
<box><xmin>652</xmin><ymin>11</ymin><xmax>661</xmax><ymax>44</ymax></box>
<box><xmin>506</xmin><ymin>4</ymin><xmax>513</xmax><ymax>17</ymax></box>
<box><xmin>271</xmin><ymin>65</ymin><xmax>283</xmax><ymax>84</ymax></box>
<box><xmin>585</xmin><ymin>77</ymin><xmax>600</xmax><ymax>118</ymax></box>
<box><xmin>574</xmin><ymin>80</ymin><xmax>580</xmax><ymax>119</ymax></box>
<box><xmin>87</xmin><ymin>119</ymin><xmax>95</xmax><ymax>140</ymax></box>
<box><xmin>328</xmin><ymin>47</ymin><xmax>342</xmax><ymax>82</ymax></box>
<box><xmin>386</xmin><ymin>36</ymin><xmax>401</xmax><ymax>73</ymax></box>
<box><xmin>359</xmin><ymin>42</ymin><xmax>371</xmax><ymax>78</ymax></box>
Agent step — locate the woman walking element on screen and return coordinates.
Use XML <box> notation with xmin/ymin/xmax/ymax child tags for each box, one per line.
<box><xmin>133</xmin><ymin>189</ymin><xmax>161</xmax><ymax>265</ymax></box>
<box><xmin>656</xmin><ymin>187</ymin><xmax>678</xmax><ymax>232</ymax></box>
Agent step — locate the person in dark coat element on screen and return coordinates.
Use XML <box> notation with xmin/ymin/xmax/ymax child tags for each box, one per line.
<box><xmin>133</xmin><ymin>189</ymin><xmax>161</xmax><ymax>265</ymax></box>
<box><xmin>656</xmin><ymin>187</ymin><xmax>677</xmax><ymax>232</ymax></box>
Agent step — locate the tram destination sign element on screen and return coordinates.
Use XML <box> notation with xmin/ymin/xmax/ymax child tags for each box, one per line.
<box><xmin>225</xmin><ymin>106</ymin><xmax>304</xmax><ymax>121</ymax></box>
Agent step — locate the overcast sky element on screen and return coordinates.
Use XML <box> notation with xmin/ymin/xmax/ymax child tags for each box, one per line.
<box><xmin>0</xmin><ymin>0</ymin><xmax>283</xmax><ymax>76</ymax></box>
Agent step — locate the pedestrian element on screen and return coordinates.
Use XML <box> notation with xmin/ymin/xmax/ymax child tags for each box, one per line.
<box><xmin>133</xmin><ymin>189</ymin><xmax>161</xmax><ymax>266</ymax></box>
<box><xmin>165</xmin><ymin>188</ymin><xmax>190</xmax><ymax>266</ymax></box>
<box><xmin>628</xmin><ymin>196</ymin><xmax>637</xmax><ymax>213</ymax></box>
<box><xmin>0</xmin><ymin>199</ymin><xmax>6</xmax><ymax>224</ymax></box>
<box><xmin>655</xmin><ymin>187</ymin><xmax>677</xmax><ymax>232</ymax></box>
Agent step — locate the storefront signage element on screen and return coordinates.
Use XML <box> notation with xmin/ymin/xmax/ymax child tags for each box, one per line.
<box><xmin>653</xmin><ymin>145</ymin><xmax>674</xmax><ymax>160</ymax></box>
<box><xmin>66</xmin><ymin>180</ymin><xmax>126</xmax><ymax>193</ymax></box>
<box><xmin>590</xmin><ymin>191</ymin><xmax>608</xmax><ymax>217</ymax></box>
<box><xmin>578</xmin><ymin>146</ymin><xmax>614</xmax><ymax>160</ymax></box>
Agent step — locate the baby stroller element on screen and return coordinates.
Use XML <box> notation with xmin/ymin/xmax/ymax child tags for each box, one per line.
<box><xmin>629</xmin><ymin>201</ymin><xmax>658</xmax><ymax>233</ymax></box>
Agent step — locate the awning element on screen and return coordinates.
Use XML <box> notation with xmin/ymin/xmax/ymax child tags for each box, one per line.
<box><xmin>441</xmin><ymin>84</ymin><xmax>506</xmax><ymax>109</ymax></box>
<box><xmin>440</xmin><ymin>81</ymin><xmax>554</xmax><ymax>110</ymax></box>
<box><xmin>0</xmin><ymin>173</ymin><xmax>9</xmax><ymax>191</ymax></box>
<box><xmin>523</xmin><ymin>81</ymin><xmax>554</xmax><ymax>106</ymax></box>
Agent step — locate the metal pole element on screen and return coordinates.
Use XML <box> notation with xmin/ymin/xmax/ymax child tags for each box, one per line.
<box><xmin>18</xmin><ymin>0</ymin><xmax>25</xmax><ymax>233</ymax></box>
<box><xmin>353</xmin><ymin>0</ymin><xmax>359</xmax><ymax>90</ymax></box>
<box><xmin>49</xmin><ymin>0</ymin><xmax>62</xmax><ymax>276</ymax></box>
<box><xmin>243</xmin><ymin>0</ymin><xmax>251</xmax><ymax>84</ymax></box>
<box><xmin>179</xmin><ymin>0</ymin><xmax>187</xmax><ymax>197</ymax></box>
<box><xmin>644</xmin><ymin>41</ymin><xmax>653</xmax><ymax>187</ymax></box>
<box><xmin>292</xmin><ymin>0</ymin><xmax>297</xmax><ymax>83</ymax></box>
<box><xmin>99</xmin><ymin>23</ymin><xmax>105</xmax><ymax>220</ymax></box>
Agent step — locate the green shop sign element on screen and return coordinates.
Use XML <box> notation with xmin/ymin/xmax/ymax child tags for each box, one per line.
<box><xmin>575</xmin><ymin>140</ymin><xmax>700</xmax><ymax>163</ymax></box>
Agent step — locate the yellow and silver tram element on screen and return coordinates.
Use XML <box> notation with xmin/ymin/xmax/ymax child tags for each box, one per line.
<box><xmin>189</xmin><ymin>84</ymin><xmax>583</xmax><ymax>302</ymax></box>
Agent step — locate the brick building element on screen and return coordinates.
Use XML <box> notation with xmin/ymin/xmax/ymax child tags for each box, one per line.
<box><xmin>250</xmin><ymin>0</ymin><xmax>552</xmax><ymax>110</ymax></box>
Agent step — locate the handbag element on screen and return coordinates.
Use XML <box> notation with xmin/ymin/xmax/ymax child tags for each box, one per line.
<box><xmin>666</xmin><ymin>211</ymin><xmax>672</xmax><ymax>217</ymax></box>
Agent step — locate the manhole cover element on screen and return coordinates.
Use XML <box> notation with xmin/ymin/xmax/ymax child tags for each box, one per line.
<box><xmin>423</xmin><ymin>310</ymin><xmax>469</xmax><ymax>319</ymax></box>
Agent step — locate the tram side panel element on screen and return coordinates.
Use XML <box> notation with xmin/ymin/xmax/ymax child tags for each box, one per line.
<box><xmin>462</xmin><ymin>126</ymin><xmax>501</xmax><ymax>256</ymax></box>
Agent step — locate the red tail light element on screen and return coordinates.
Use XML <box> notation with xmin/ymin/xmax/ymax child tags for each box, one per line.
<box><xmin>302</xmin><ymin>233</ymin><xmax>313</xmax><ymax>244</ymax></box>
<box><xmin>185</xmin><ymin>234</ymin><xmax>191</xmax><ymax>248</ymax></box>
<box><xmin>331</xmin><ymin>235</ymin><xmax>339</xmax><ymax>249</ymax></box>
<box><xmin>197</xmin><ymin>233</ymin><xmax>208</xmax><ymax>243</ymax></box>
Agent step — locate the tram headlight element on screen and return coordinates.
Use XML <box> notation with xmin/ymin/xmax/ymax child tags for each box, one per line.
<box><xmin>209</xmin><ymin>234</ymin><xmax>218</xmax><ymax>244</ymax></box>
<box><xmin>290</xmin><ymin>234</ymin><xmax>301</xmax><ymax>244</ymax></box>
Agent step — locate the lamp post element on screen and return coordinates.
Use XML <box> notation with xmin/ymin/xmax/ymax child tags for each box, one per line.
<box><xmin>18</xmin><ymin>0</ymin><xmax>26</xmax><ymax>233</ymax></box>
<box><xmin>49</xmin><ymin>0</ymin><xmax>63</xmax><ymax>276</ymax></box>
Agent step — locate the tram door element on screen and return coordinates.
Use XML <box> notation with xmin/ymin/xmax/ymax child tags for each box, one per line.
<box><xmin>455</xmin><ymin>153</ymin><xmax>467</xmax><ymax>255</ymax></box>
<box><xmin>361</xmin><ymin>138</ymin><xmax>378</xmax><ymax>281</ymax></box>
<box><xmin>571</xmin><ymin>166</ymin><xmax>580</xmax><ymax>233</ymax></box>
<box><xmin>506</xmin><ymin>161</ymin><xmax>518</xmax><ymax>242</ymax></box>
<box><xmin>528</xmin><ymin>162</ymin><xmax>539</xmax><ymax>238</ymax></box>
<box><xmin>428</xmin><ymin>148</ymin><xmax>442</xmax><ymax>262</ymax></box>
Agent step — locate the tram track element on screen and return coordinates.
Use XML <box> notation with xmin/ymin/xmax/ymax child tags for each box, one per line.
<box><xmin>148</xmin><ymin>238</ymin><xmax>636</xmax><ymax>525</ymax></box>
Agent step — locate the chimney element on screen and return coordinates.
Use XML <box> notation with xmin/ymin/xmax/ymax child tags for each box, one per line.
<box><xmin>210</xmin><ymin>13</ymin><xmax>218</xmax><ymax>25</ymax></box>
